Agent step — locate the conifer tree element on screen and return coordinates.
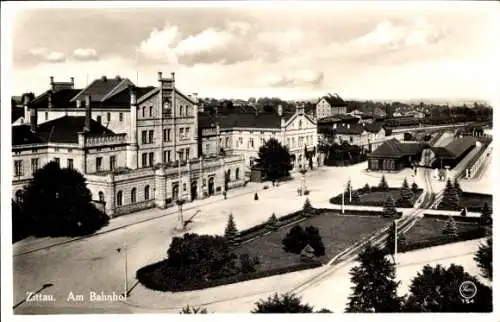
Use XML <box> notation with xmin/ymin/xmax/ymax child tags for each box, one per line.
<box><xmin>303</xmin><ymin>198</ymin><xmax>314</xmax><ymax>217</ymax></box>
<box><xmin>474</xmin><ymin>238</ymin><xmax>492</xmax><ymax>281</ymax></box>
<box><xmin>398</xmin><ymin>177</ymin><xmax>414</xmax><ymax>207</ymax></box>
<box><xmin>346</xmin><ymin>245</ymin><xmax>403</xmax><ymax>312</ymax></box>
<box><xmin>383</xmin><ymin>194</ymin><xmax>397</xmax><ymax>218</ymax></box>
<box><xmin>442</xmin><ymin>216</ymin><xmax>458</xmax><ymax>236</ymax></box>
<box><xmin>411</xmin><ymin>182</ymin><xmax>419</xmax><ymax>194</ymax></box>
<box><xmin>379</xmin><ymin>175</ymin><xmax>389</xmax><ymax>191</ymax></box>
<box><xmin>224</xmin><ymin>213</ymin><xmax>239</xmax><ymax>244</ymax></box>
<box><xmin>267</xmin><ymin>213</ymin><xmax>279</xmax><ymax>230</ymax></box>
<box><xmin>439</xmin><ymin>179</ymin><xmax>460</xmax><ymax>210</ymax></box>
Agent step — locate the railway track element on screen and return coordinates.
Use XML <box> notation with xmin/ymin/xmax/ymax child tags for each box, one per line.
<box><xmin>290</xmin><ymin>167</ymin><xmax>437</xmax><ymax>295</ymax></box>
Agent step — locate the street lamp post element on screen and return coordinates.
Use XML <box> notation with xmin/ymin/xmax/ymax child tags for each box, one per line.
<box><xmin>341</xmin><ymin>183</ymin><xmax>345</xmax><ymax>214</ymax></box>
<box><xmin>348</xmin><ymin>177</ymin><xmax>352</xmax><ymax>203</ymax></box>
<box><xmin>393</xmin><ymin>220</ymin><xmax>398</xmax><ymax>265</ymax></box>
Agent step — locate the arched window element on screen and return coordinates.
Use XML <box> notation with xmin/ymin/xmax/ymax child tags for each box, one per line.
<box><xmin>15</xmin><ymin>190</ymin><xmax>23</xmax><ymax>204</ymax></box>
<box><xmin>235</xmin><ymin>168</ymin><xmax>240</xmax><ymax>180</ymax></box>
<box><xmin>226</xmin><ymin>169</ymin><xmax>231</xmax><ymax>181</ymax></box>
<box><xmin>149</xmin><ymin>106</ymin><xmax>153</xmax><ymax>117</ymax></box>
<box><xmin>98</xmin><ymin>191</ymin><xmax>105</xmax><ymax>203</ymax></box>
<box><xmin>298</xmin><ymin>120</ymin><xmax>303</xmax><ymax>129</ymax></box>
<box><xmin>142</xmin><ymin>106</ymin><xmax>146</xmax><ymax>118</ymax></box>
<box><xmin>117</xmin><ymin>191</ymin><xmax>123</xmax><ymax>206</ymax></box>
<box><xmin>144</xmin><ymin>185</ymin><xmax>150</xmax><ymax>200</ymax></box>
<box><xmin>131</xmin><ymin>188</ymin><xmax>137</xmax><ymax>203</ymax></box>
<box><xmin>179</xmin><ymin>105</ymin><xmax>184</xmax><ymax>116</ymax></box>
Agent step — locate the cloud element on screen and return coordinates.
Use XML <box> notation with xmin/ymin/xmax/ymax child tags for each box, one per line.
<box><xmin>29</xmin><ymin>47</ymin><xmax>66</xmax><ymax>63</ymax></box>
<box><xmin>267</xmin><ymin>70</ymin><xmax>324</xmax><ymax>88</ymax></box>
<box><xmin>72</xmin><ymin>48</ymin><xmax>99</xmax><ymax>61</ymax></box>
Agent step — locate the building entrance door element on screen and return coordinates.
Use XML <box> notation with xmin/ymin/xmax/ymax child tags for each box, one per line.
<box><xmin>191</xmin><ymin>181</ymin><xmax>198</xmax><ymax>201</ymax></box>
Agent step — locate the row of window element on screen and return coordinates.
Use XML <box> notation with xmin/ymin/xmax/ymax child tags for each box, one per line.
<box><xmin>286</xmin><ymin>135</ymin><xmax>315</xmax><ymax>149</ymax></box>
<box><xmin>141</xmin><ymin>127</ymin><xmax>191</xmax><ymax>145</ymax></box>
<box><xmin>41</xmin><ymin>112</ymin><xmax>125</xmax><ymax>124</ymax></box>
<box><xmin>140</xmin><ymin>148</ymin><xmax>191</xmax><ymax>168</ymax></box>
<box><xmin>141</xmin><ymin>104</ymin><xmax>192</xmax><ymax>119</ymax></box>
<box><xmin>14</xmin><ymin>157</ymin><xmax>74</xmax><ymax>177</ymax></box>
<box><xmin>114</xmin><ymin>185</ymin><xmax>151</xmax><ymax>207</ymax></box>
<box><xmin>95</xmin><ymin>155</ymin><xmax>117</xmax><ymax>172</ymax></box>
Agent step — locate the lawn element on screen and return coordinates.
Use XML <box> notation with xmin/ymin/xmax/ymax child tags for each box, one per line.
<box><xmin>235</xmin><ymin>213</ymin><xmax>392</xmax><ymax>272</ymax></box>
<box><xmin>330</xmin><ymin>188</ymin><xmax>423</xmax><ymax>208</ymax></box>
<box><xmin>404</xmin><ymin>217</ymin><xmax>479</xmax><ymax>244</ymax></box>
<box><xmin>437</xmin><ymin>192</ymin><xmax>492</xmax><ymax>211</ymax></box>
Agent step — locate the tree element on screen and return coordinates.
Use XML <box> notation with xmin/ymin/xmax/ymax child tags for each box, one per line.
<box><xmin>303</xmin><ymin>198</ymin><xmax>315</xmax><ymax>217</ymax></box>
<box><xmin>363</xmin><ymin>183</ymin><xmax>371</xmax><ymax>193</ymax></box>
<box><xmin>282</xmin><ymin>225</ymin><xmax>309</xmax><ymax>254</ymax></box>
<box><xmin>378</xmin><ymin>175</ymin><xmax>389</xmax><ymax>191</ymax></box>
<box><xmin>439</xmin><ymin>179</ymin><xmax>460</xmax><ymax>210</ymax></box>
<box><xmin>255</xmin><ymin>138</ymin><xmax>293</xmax><ymax>181</ymax></box>
<box><xmin>383</xmin><ymin>194</ymin><xmax>398</xmax><ymax>218</ymax></box>
<box><xmin>398</xmin><ymin>177</ymin><xmax>414</xmax><ymax>207</ymax></box>
<box><xmin>224</xmin><ymin>213</ymin><xmax>238</xmax><ymax>244</ymax></box>
<box><xmin>305</xmin><ymin>226</ymin><xmax>325</xmax><ymax>257</ymax></box>
<box><xmin>267</xmin><ymin>213</ymin><xmax>279</xmax><ymax>230</ymax></box>
<box><xmin>442</xmin><ymin>216</ymin><xmax>458</xmax><ymax>236</ymax></box>
<box><xmin>316</xmin><ymin>308</ymin><xmax>333</xmax><ymax>313</ymax></box>
<box><xmin>386</xmin><ymin>221</ymin><xmax>407</xmax><ymax>255</ymax></box>
<box><xmin>346</xmin><ymin>244</ymin><xmax>403</xmax><ymax>312</ymax></box>
<box><xmin>404</xmin><ymin>264</ymin><xmax>492</xmax><ymax>312</ymax></box>
<box><xmin>12</xmin><ymin>200</ymin><xmax>30</xmax><ymax>243</ymax></box>
<box><xmin>252</xmin><ymin>293</ymin><xmax>314</xmax><ymax>313</ymax></box>
<box><xmin>474</xmin><ymin>238</ymin><xmax>492</xmax><ymax>281</ymax></box>
<box><xmin>411</xmin><ymin>182</ymin><xmax>419</xmax><ymax>194</ymax></box>
<box><xmin>480</xmin><ymin>202</ymin><xmax>492</xmax><ymax>225</ymax></box>
<box><xmin>21</xmin><ymin>161</ymin><xmax>109</xmax><ymax>237</ymax></box>
<box><xmin>180</xmin><ymin>305</ymin><xmax>208</xmax><ymax>314</ymax></box>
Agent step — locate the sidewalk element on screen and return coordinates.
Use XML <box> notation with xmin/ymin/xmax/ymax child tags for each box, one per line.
<box><xmin>13</xmin><ymin>180</ymin><xmax>287</xmax><ymax>256</ymax></box>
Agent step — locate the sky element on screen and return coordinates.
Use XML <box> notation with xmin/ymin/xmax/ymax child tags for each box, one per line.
<box><xmin>7</xmin><ymin>1</ymin><xmax>500</xmax><ymax>101</ymax></box>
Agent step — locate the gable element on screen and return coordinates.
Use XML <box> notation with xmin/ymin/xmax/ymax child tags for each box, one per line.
<box><xmin>284</xmin><ymin>113</ymin><xmax>316</xmax><ymax>129</ymax></box>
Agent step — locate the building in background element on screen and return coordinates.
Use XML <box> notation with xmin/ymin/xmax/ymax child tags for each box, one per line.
<box><xmin>12</xmin><ymin>73</ymin><xmax>244</xmax><ymax>217</ymax></box>
<box><xmin>315</xmin><ymin>93</ymin><xmax>347</xmax><ymax>119</ymax></box>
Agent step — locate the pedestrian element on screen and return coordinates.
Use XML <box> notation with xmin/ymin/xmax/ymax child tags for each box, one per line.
<box><xmin>223</xmin><ymin>190</ymin><xmax>227</xmax><ymax>200</ymax></box>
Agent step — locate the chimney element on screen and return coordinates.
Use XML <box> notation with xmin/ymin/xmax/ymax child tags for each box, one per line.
<box><xmin>50</xmin><ymin>76</ymin><xmax>54</xmax><ymax>84</ymax></box>
<box><xmin>70</xmin><ymin>77</ymin><xmax>74</xmax><ymax>86</ymax></box>
<box><xmin>278</xmin><ymin>104</ymin><xmax>283</xmax><ymax>117</ymax></box>
<box><xmin>48</xmin><ymin>90</ymin><xmax>53</xmax><ymax>108</ymax></box>
<box><xmin>171</xmin><ymin>72</ymin><xmax>175</xmax><ymax>80</ymax></box>
<box><xmin>84</xmin><ymin>95</ymin><xmax>92</xmax><ymax>132</ymax></box>
<box><xmin>158</xmin><ymin>71</ymin><xmax>163</xmax><ymax>80</ymax></box>
<box><xmin>30</xmin><ymin>107</ymin><xmax>38</xmax><ymax>133</ymax></box>
<box><xmin>129</xmin><ymin>86</ymin><xmax>137</xmax><ymax>105</ymax></box>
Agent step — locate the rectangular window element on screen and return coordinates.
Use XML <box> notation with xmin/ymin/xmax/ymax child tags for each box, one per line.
<box><xmin>31</xmin><ymin>158</ymin><xmax>39</xmax><ymax>174</ymax></box>
<box><xmin>141</xmin><ymin>130</ymin><xmax>147</xmax><ymax>144</ymax></box>
<box><xmin>142</xmin><ymin>153</ymin><xmax>147</xmax><ymax>167</ymax></box>
<box><xmin>185</xmin><ymin>127</ymin><xmax>190</xmax><ymax>140</ymax></box>
<box><xmin>54</xmin><ymin>158</ymin><xmax>60</xmax><ymax>166</ymax></box>
<box><xmin>14</xmin><ymin>160</ymin><xmax>23</xmax><ymax>176</ymax></box>
<box><xmin>225</xmin><ymin>137</ymin><xmax>229</xmax><ymax>147</ymax></box>
<box><xmin>149</xmin><ymin>106</ymin><xmax>153</xmax><ymax>117</ymax></box>
<box><xmin>167</xmin><ymin>129</ymin><xmax>171</xmax><ymax>141</ymax></box>
<box><xmin>183</xmin><ymin>183</ymin><xmax>187</xmax><ymax>192</ymax></box>
<box><xmin>109</xmin><ymin>155</ymin><xmax>116</xmax><ymax>170</ymax></box>
<box><xmin>107</xmin><ymin>112</ymin><xmax>111</xmax><ymax>122</ymax></box>
<box><xmin>163</xmin><ymin>150</ymin><xmax>167</xmax><ymax>163</ymax></box>
<box><xmin>172</xmin><ymin>182</ymin><xmax>179</xmax><ymax>200</ymax></box>
<box><xmin>119</xmin><ymin>112</ymin><xmax>123</xmax><ymax>122</ymax></box>
<box><xmin>179</xmin><ymin>128</ymin><xmax>184</xmax><ymax>140</ymax></box>
<box><xmin>148</xmin><ymin>130</ymin><xmax>154</xmax><ymax>143</ymax></box>
<box><xmin>185</xmin><ymin>148</ymin><xmax>190</xmax><ymax>160</ymax></box>
<box><xmin>163</xmin><ymin>129</ymin><xmax>167</xmax><ymax>142</ymax></box>
<box><xmin>149</xmin><ymin>152</ymin><xmax>154</xmax><ymax>166</ymax></box>
<box><xmin>180</xmin><ymin>106</ymin><xmax>184</xmax><ymax>116</ymax></box>
<box><xmin>96</xmin><ymin>157</ymin><xmax>102</xmax><ymax>172</ymax></box>
<box><xmin>67</xmin><ymin>158</ymin><xmax>74</xmax><ymax>169</ymax></box>
<box><xmin>178</xmin><ymin>150</ymin><xmax>184</xmax><ymax>161</ymax></box>
<box><xmin>205</xmin><ymin>143</ymin><xmax>210</xmax><ymax>155</ymax></box>
<box><xmin>45</xmin><ymin>112</ymin><xmax>48</xmax><ymax>120</ymax></box>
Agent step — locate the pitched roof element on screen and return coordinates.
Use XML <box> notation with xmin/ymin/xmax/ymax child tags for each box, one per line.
<box><xmin>334</xmin><ymin>124</ymin><xmax>365</xmax><ymax>135</ymax></box>
<box><xmin>319</xmin><ymin>93</ymin><xmax>346</xmax><ymax>107</ymax></box>
<box><xmin>12</xmin><ymin>116</ymin><xmax>116</xmax><ymax>145</ymax></box>
<box><xmin>317</xmin><ymin>116</ymin><xmax>341</xmax><ymax>123</ymax></box>
<box><xmin>199</xmin><ymin>110</ymin><xmax>297</xmax><ymax>130</ymax></box>
<box><xmin>30</xmin><ymin>89</ymin><xmax>82</xmax><ymax>109</ymax></box>
<box><xmin>71</xmin><ymin>77</ymin><xmax>132</xmax><ymax>102</ymax></box>
<box><xmin>364</xmin><ymin>122</ymin><xmax>384</xmax><ymax>133</ymax></box>
<box><xmin>431</xmin><ymin>137</ymin><xmax>476</xmax><ymax>159</ymax></box>
<box><xmin>100</xmin><ymin>86</ymin><xmax>155</xmax><ymax>106</ymax></box>
<box><xmin>368</xmin><ymin>138</ymin><xmax>426</xmax><ymax>158</ymax></box>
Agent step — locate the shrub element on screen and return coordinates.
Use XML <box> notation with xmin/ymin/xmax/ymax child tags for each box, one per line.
<box><xmin>362</xmin><ymin>183</ymin><xmax>371</xmax><ymax>193</ymax></box>
<box><xmin>282</xmin><ymin>225</ymin><xmax>309</xmax><ymax>254</ymax></box>
<box><xmin>411</xmin><ymin>182</ymin><xmax>419</xmax><ymax>194</ymax></box>
<box><xmin>378</xmin><ymin>175</ymin><xmax>389</xmax><ymax>191</ymax></box>
<box><xmin>305</xmin><ymin>226</ymin><xmax>325</xmax><ymax>257</ymax></box>
<box><xmin>254</xmin><ymin>192</ymin><xmax>259</xmax><ymax>200</ymax></box>
<box><xmin>239</xmin><ymin>253</ymin><xmax>260</xmax><ymax>274</ymax></box>
<box><xmin>303</xmin><ymin>198</ymin><xmax>314</xmax><ymax>217</ymax></box>
<box><xmin>263</xmin><ymin>185</ymin><xmax>269</xmax><ymax>190</ymax></box>
<box><xmin>383</xmin><ymin>194</ymin><xmax>397</xmax><ymax>218</ymax></box>
<box><xmin>303</xmin><ymin>189</ymin><xmax>310</xmax><ymax>195</ymax></box>
<box><xmin>480</xmin><ymin>202</ymin><xmax>492</xmax><ymax>225</ymax></box>
<box><xmin>180</xmin><ymin>305</ymin><xmax>208</xmax><ymax>314</ymax></box>
<box><xmin>252</xmin><ymin>293</ymin><xmax>314</xmax><ymax>313</ymax></box>
<box><xmin>442</xmin><ymin>216</ymin><xmax>458</xmax><ymax>236</ymax></box>
<box><xmin>267</xmin><ymin>213</ymin><xmax>279</xmax><ymax>230</ymax></box>
<box><xmin>351</xmin><ymin>190</ymin><xmax>361</xmax><ymax>203</ymax></box>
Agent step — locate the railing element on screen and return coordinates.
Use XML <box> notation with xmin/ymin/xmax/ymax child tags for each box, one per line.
<box><xmin>85</xmin><ymin>133</ymin><xmax>127</xmax><ymax>147</ymax></box>
<box><xmin>464</xmin><ymin>137</ymin><xmax>492</xmax><ymax>179</ymax></box>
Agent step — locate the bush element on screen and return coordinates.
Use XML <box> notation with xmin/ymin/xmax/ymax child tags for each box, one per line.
<box><xmin>252</xmin><ymin>293</ymin><xmax>314</xmax><ymax>313</ymax></box>
<box><xmin>267</xmin><ymin>213</ymin><xmax>279</xmax><ymax>230</ymax></box>
<box><xmin>303</xmin><ymin>198</ymin><xmax>315</xmax><ymax>217</ymax></box>
<box><xmin>263</xmin><ymin>185</ymin><xmax>269</xmax><ymax>190</ymax></box>
<box><xmin>362</xmin><ymin>183</ymin><xmax>371</xmax><ymax>193</ymax></box>
<box><xmin>480</xmin><ymin>202</ymin><xmax>492</xmax><ymax>225</ymax></box>
<box><xmin>282</xmin><ymin>225</ymin><xmax>309</xmax><ymax>254</ymax></box>
<box><xmin>180</xmin><ymin>305</ymin><xmax>208</xmax><ymax>314</ymax></box>
<box><xmin>254</xmin><ymin>192</ymin><xmax>259</xmax><ymax>200</ymax></box>
<box><xmin>351</xmin><ymin>190</ymin><xmax>361</xmax><ymax>203</ymax></box>
<box><xmin>239</xmin><ymin>253</ymin><xmax>260</xmax><ymax>274</ymax></box>
<box><xmin>303</xmin><ymin>189</ymin><xmax>310</xmax><ymax>195</ymax></box>
<box><xmin>411</xmin><ymin>182</ymin><xmax>419</xmax><ymax>194</ymax></box>
<box><xmin>305</xmin><ymin>226</ymin><xmax>325</xmax><ymax>257</ymax></box>
<box><xmin>442</xmin><ymin>216</ymin><xmax>458</xmax><ymax>236</ymax></box>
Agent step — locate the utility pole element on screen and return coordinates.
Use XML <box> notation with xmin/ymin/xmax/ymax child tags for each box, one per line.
<box><xmin>341</xmin><ymin>183</ymin><xmax>345</xmax><ymax>214</ymax></box>
<box><xmin>394</xmin><ymin>220</ymin><xmax>398</xmax><ymax>262</ymax></box>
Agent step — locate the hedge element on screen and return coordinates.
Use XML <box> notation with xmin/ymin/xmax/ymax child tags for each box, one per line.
<box><xmin>399</xmin><ymin>227</ymin><xmax>489</xmax><ymax>253</ymax></box>
<box><xmin>137</xmin><ymin>260</ymin><xmax>322</xmax><ymax>292</ymax></box>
